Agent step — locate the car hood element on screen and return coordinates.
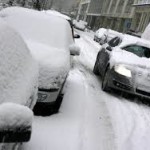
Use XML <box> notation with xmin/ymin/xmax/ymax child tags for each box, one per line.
<box><xmin>26</xmin><ymin>40</ymin><xmax>70</xmax><ymax>89</ymax></box>
<box><xmin>109</xmin><ymin>48</ymin><xmax>150</xmax><ymax>69</ymax></box>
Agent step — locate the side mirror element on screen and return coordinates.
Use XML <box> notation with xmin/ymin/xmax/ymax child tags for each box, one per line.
<box><xmin>106</xmin><ymin>46</ymin><xmax>112</xmax><ymax>51</ymax></box>
<box><xmin>0</xmin><ymin>103</ymin><xmax>33</xmax><ymax>143</ymax></box>
<box><xmin>73</xmin><ymin>34</ymin><xmax>80</xmax><ymax>39</ymax></box>
<box><xmin>69</xmin><ymin>44</ymin><xmax>80</xmax><ymax>56</ymax></box>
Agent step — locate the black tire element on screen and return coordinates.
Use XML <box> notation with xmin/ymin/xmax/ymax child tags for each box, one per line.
<box><xmin>93</xmin><ymin>59</ymin><xmax>99</xmax><ymax>75</ymax></box>
<box><xmin>102</xmin><ymin>69</ymin><xmax>110</xmax><ymax>92</ymax></box>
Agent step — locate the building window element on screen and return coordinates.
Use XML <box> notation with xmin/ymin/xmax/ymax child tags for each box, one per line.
<box><xmin>110</xmin><ymin>0</ymin><xmax>117</xmax><ymax>14</ymax></box>
<box><xmin>116</xmin><ymin>0</ymin><xmax>125</xmax><ymax>13</ymax></box>
<box><xmin>125</xmin><ymin>0</ymin><xmax>134</xmax><ymax>13</ymax></box>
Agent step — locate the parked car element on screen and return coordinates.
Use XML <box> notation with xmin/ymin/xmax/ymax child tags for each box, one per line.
<box><xmin>93</xmin><ymin>34</ymin><xmax>150</xmax><ymax>99</ymax></box>
<box><xmin>73</xmin><ymin>20</ymin><xmax>87</xmax><ymax>31</ymax></box>
<box><xmin>0</xmin><ymin>7</ymin><xmax>80</xmax><ymax>115</ymax></box>
<box><xmin>0</xmin><ymin>19</ymin><xmax>38</xmax><ymax>149</ymax></box>
<box><xmin>94</xmin><ymin>28</ymin><xmax>107</xmax><ymax>43</ymax></box>
<box><xmin>99</xmin><ymin>29</ymin><xmax>123</xmax><ymax>45</ymax></box>
<box><xmin>43</xmin><ymin>10</ymin><xmax>78</xmax><ymax>38</ymax></box>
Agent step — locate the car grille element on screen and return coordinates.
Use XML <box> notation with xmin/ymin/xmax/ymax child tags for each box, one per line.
<box><xmin>136</xmin><ymin>89</ymin><xmax>150</xmax><ymax>97</ymax></box>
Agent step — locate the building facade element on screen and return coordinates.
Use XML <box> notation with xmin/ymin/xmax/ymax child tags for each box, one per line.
<box><xmin>77</xmin><ymin>0</ymin><xmax>136</xmax><ymax>32</ymax></box>
<box><xmin>76</xmin><ymin>0</ymin><xmax>91</xmax><ymax>21</ymax></box>
<box><xmin>131</xmin><ymin>0</ymin><xmax>150</xmax><ymax>33</ymax></box>
<box><xmin>99</xmin><ymin>0</ymin><xmax>136</xmax><ymax>32</ymax></box>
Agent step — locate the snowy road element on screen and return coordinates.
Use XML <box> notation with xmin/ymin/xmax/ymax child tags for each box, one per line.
<box><xmin>23</xmin><ymin>30</ymin><xmax>150</xmax><ymax>150</ymax></box>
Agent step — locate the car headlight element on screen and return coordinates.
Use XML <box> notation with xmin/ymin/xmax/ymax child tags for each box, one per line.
<box><xmin>114</xmin><ymin>64</ymin><xmax>132</xmax><ymax>78</ymax></box>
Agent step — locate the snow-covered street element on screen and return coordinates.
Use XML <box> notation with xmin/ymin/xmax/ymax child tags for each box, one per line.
<box><xmin>23</xmin><ymin>30</ymin><xmax>150</xmax><ymax>150</ymax></box>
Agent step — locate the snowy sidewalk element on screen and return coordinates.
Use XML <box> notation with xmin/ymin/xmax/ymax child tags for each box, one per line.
<box><xmin>22</xmin><ymin>31</ymin><xmax>116</xmax><ymax>150</ymax></box>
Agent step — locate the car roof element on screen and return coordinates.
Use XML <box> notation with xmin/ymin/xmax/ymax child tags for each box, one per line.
<box><xmin>0</xmin><ymin>7</ymin><xmax>74</xmax><ymax>49</ymax></box>
<box><xmin>43</xmin><ymin>10</ymin><xmax>71</xmax><ymax>21</ymax></box>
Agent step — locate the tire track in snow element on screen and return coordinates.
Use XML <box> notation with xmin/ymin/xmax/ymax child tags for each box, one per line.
<box><xmin>73</xmin><ymin>34</ymin><xmax>117</xmax><ymax>150</ymax></box>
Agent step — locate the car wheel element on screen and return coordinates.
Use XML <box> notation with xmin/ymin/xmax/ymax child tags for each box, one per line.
<box><xmin>102</xmin><ymin>69</ymin><xmax>110</xmax><ymax>92</ymax></box>
<box><xmin>93</xmin><ymin>59</ymin><xmax>99</xmax><ymax>75</ymax></box>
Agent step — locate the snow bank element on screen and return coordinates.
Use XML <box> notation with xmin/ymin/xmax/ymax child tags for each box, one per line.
<box><xmin>0</xmin><ymin>18</ymin><xmax>38</xmax><ymax>106</ymax></box>
<box><xmin>0</xmin><ymin>103</ymin><xmax>33</xmax><ymax>130</ymax></box>
<box><xmin>0</xmin><ymin>7</ymin><xmax>73</xmax><ymax>89</ymax></box>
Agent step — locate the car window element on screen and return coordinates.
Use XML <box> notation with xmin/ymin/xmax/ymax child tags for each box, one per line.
<box><xmin>108</xmin><ymin>37</ymin><xmax>121</xmax><ymax>47</ymax></box>
<box><xmin>123</xmin><ymin>45</ymin><xmax>150</xmax><ymax>58</ymax></box>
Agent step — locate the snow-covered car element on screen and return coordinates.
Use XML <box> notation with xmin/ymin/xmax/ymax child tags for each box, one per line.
<box><xmin>99</xmin><ymin>29</ymin><xmax>123</xmax><ymax>45</ymax></box>
<box><xmin>93</xmin><ymin>28</ymin><xmax>107</xmax><ymax>43</ymax></box>
<box><xmin>73</xmin><ymin>20</ymin><xmax>87</xmax><ymax>31</ymax></box>
<box><xmin>0</xmin><ymin>7</ymin><xmax>80</xmax><ymax>115</ymax></box>
<box><xmin>43</xmin><ymin>10</ymin><xmax>80</xmax><ymax>39</ymax></box>
<box><xmin>93</xmin><ymin>34</ymin><xmax>150</xmax><ymax>99</ymax></box>
<box><xmin>0</xmin><ymin>19</ymin><xmax>38</xmax><ymax>149</ymax></box>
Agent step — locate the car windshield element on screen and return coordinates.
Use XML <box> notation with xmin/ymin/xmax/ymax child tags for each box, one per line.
<box><xmin>123</xmin><ymin>45</ymin><xmax>150</xmax><ymax>58</ymax></box>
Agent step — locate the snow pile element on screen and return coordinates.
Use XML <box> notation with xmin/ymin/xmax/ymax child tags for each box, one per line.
<box><xmin>110</xmin><ymin>48</ymin><xmax>150</xmax><ymax>69</ymax></box>
<box><xmin>0</xmin><ymin>7</ymin><xmax>74</xmax><ymax>89</ymax></box>
<box><xmin>0</xmin><ymin>18</ymin><xmax>38</xmax><ymax>106</ymax></box>
<box><xmin>0</xmin><ymin>103</ymin><xmax>33</xmax><ymax>130</ymax></box>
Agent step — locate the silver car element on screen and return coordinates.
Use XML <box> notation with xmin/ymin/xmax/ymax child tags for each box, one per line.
<box><xmin>93</xmin><ymin>34</ymin><xmax>150</xmax><ymax>99</ymax></box>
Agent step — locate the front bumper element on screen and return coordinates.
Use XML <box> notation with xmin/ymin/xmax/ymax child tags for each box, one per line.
<box><xmin>107</xmin><ymin>69</ymin><xmax>150</xmax><ymax>99</ymax></box>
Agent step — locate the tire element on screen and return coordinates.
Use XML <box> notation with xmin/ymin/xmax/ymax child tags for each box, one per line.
<box><xmin>102</xmin><ymin>68</ymin><xmax>111</xmax><ymax>92</ymax></box>
<box><xmin>93</xmin><ymin>59</ymin><xmax>99</xmax><ymax>75</ymax></box>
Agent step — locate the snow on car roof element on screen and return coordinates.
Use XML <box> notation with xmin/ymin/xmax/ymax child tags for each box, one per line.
<box><xmin>43</xmin><ymin>10</ymin><xmax>71</xmax><ymax>21</ymax></box>
<box><xmin>0</xmin><ymin>7</ymin><xmax>73</xmax><ymax>49</ymax></box>
<box><xmin>0</xmin><ymin>7</ymin><xmax>72</xmax><ymax>89</ymax></box>
<box><xmin>0</xmin><ymin>18</ymin><xmax>38</xmax><ymax>105</ymax></box>
<box><xmin>119</xmin><ymin>34</ymin><xmax>150</xmax><ymax>49</ymax></box>
<box><xmin>110</xmin><ymin>47</ymin><xmax>150</xmax><ymax>69</ymax></box>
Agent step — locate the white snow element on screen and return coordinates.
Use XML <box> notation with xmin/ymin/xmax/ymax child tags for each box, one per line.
<box><xmin>110</xmin><ymin>48</ymin><xmax>150</xmax><ymax>69</ymax></box>
<box><xmin>43</xmin><ymin>10</ymin><xmax>71</xmax><ymax>21</ymax></box>
<box><xmin>27</xmin><ymin>40</ymin><xmax>70</xmax><ymax>89</ymax></box>
<box><xmin>0</xmin><ymin>7</ymin><xmax>74</xmax><ymax>89</ymax></box>
<box><xmin>0</xmin><ymin>18</ymin><xmax>38</xmax><ymax>107</ymax></box>
<box><xmin>22</xmin><ymin>29</ymin><xmax>150</xmax><ymax>150</ymax></box>
<box><xmin>95</xmin><ymin>28</ymin><xmax>107</xmax><ymax>38</ymax></box>
<box><xmin>74</xmin><ymin>20</ymin><xmax>87</xmax><ymax>31</ymax></box>
<box><xmin>0</xmin><ymin>103</ymin><xmax>33</xmax><ymax>130</ymax></box>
